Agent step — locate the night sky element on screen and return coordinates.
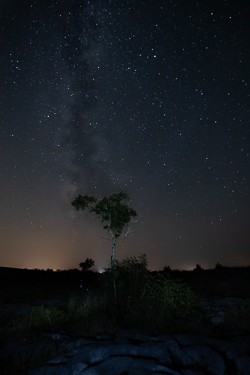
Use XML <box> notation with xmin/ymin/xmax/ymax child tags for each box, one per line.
<box><xmin>1</xmin><ymin>0</ymin><xmax>250</xmax><ymax>272</ymax></box>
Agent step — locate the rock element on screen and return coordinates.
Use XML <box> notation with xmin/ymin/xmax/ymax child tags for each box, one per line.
<box><xmin>79</xmin><ymin>356</ymin><xmax>181</xmax><ymax>375</ymax></box>
<box><xmin>0</xmin><ymin>339</ymin><xmax>59</xmax><ymax>366</ymax></box>
<box><xmin>182</xmin><ymin>345</ymin><xmax>226</xmax><ymax>374</ymax></box>
<box><xmin>25</xmin><ymin>330</ymin><xmax>250</xmax><ymax>375</ymax></box>
<box><xmin>210</xmin><ymin>315</ymin><xmax>225</xmax><ymax>325</ymax></box>
<box><xmin>198</xmin><ymin>296</ymin><xmax>250</xmax><ymax>325</ymax></box>
<box><xmin>114</xmin><ymin>328</ymin><xmax>152</xmax><ymax>343</ymax></box>
<box><xmin>212</xmin><ymin>335</ymin><xmax>250</xmax><ymax>375</ymax></box>
<box><xmin>1</xmin><ymin>303</ymin><xmax>33</xmax><ymax>325</ymax></box>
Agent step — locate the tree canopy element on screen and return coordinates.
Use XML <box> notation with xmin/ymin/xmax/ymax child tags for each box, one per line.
<box><xmin>72</xmin><ymin>192</ymin><xmax>137</xmax><ymax>266</ymax></box>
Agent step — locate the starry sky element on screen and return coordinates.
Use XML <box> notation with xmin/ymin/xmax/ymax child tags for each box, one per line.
<box><xmin>1</xmin><ymin>0</ymin><xmax>250</xmax><ymax>272</ymax></box>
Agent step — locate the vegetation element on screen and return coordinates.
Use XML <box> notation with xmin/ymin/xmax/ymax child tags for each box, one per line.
<box><xmin>71</xmin><ymin>192</ymin><xmax>137</xmax><ymax>266</ymax></box>
<box><xmin>79</xmin><ymin>257</ymin><xmax>95</xmax><ymax>272</ymax></box>
<box><xmin>102</xmin><ymin>253</ymin><xmax>149</xmax><ymax>301</ymax></box>
<box><xmin>1</xmin><ymin>259</ymin><xmax>250</xmax><ymax>374</ymax></box>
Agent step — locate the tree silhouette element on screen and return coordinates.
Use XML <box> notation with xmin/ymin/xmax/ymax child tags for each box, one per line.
<box><xmin>79</xmin><ymin>258</ymin><xmax>95</xmax><ymax>272</ymax></box>
<box><xmin>72</xmin><ymin>192</ymin><xmax>137</xmax><ymax>266</ymax></box>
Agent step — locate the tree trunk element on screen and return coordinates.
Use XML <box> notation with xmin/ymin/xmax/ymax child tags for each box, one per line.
<box><xmin>111</xmin><ymin>237</ymin><xmax>116</xmax><ymax>267</ymax></box>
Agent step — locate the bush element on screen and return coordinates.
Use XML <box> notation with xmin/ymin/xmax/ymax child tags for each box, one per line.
<box><xmin>145</xmin><ymin>273</ymin><xmax>199</xmax><ymax>320</ymax></box>
<box><xmin>215</xmin><ymin>262</ymin><xmax>223</xmax><ymax>270</ymax></box>
<box><xmin>99</xmin><ymin>255</ymin><xmax>200</xmax><ymax>333</ymax></box>
<box><xmin>163</xmin><ymin>265</ymin><xmax>172</xmax><ymax>273</ymax></box>
<box><xmin>193</xmin><ymin>264</ymin><xmax>203</xmax><ymax>272</ymax></box>
<box><xmin>102</xmin><ymin>253</ymin><xmax>149</xmax><ymax>311</ymax></box>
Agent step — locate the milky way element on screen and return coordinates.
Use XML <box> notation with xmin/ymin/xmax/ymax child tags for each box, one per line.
<box><xmin>0</xmin><ymin>0</ymin><xmax>249</xmax><ymax>271</ymax></box>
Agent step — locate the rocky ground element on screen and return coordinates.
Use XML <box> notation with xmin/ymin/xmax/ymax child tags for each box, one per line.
<box><xmin>26</xmin><ymin>329</ymin><xmax>250</xmax><ymax>374</ymax></box>
<box><xmin>1</xmin><ymin>326</ymin><xmax>250</xmax><ymax>374</ymax></box>
<box><xmin>1</xmin><ymin>296</ymin><xmax>250</xmax><ymax>374</ymax></box>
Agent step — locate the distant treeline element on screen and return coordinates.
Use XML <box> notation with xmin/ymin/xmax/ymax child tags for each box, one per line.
<box><xmin>1</xmin><ymin>263</ymin><xmax>250</xmax><ymax>283</ymax></box>
<box><xmin>1</xmin><ymin>265</ymin><xmax>250</xmax><ymax>302</ymax></box>
<box><xmin>0</xmin><ymin>266</ymin><xmax>97</xmax><ymax>287</ymax></box>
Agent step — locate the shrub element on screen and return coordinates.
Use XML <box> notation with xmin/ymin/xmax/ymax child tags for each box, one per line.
<box><xmin>163</xmin><ymin>265</ymin><xmax>172</xmax><ymax>273</ymax></box>
<box><xmin>193</xmin><ymin>263</ymin><xmax>203</xmax><ymax>272</ymax></box>
<box><xmin>215</xmin><ymin>262</ymin><xmax>223</xmax><ymax>270</ymax></box>
<box><xmin>102</xmin><ymin>253</ymin><xmax>149</xmax><ymax>311</ymax></box>
<box><xmin>145</xmin><ymin>273</ymin><xmax>199</xmax><ymax>320</ymax></box>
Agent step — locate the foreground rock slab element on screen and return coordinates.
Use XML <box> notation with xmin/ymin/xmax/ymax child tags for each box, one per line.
<box><xmin>27</xmin><ymin>329</ymin><xmax>250</xmax><ymax>375</ymax></box>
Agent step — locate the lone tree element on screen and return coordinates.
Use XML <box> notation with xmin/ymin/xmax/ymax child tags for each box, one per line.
<box><xmin>71</xmin><ymin>192</ymin><xmax>137</xmax><ymax>267</ymax></box>
<box><xmin>79</xmin><ymin>257</ymin><xmax>95</xmax><ymax>272</ymax></box>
